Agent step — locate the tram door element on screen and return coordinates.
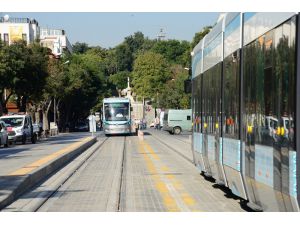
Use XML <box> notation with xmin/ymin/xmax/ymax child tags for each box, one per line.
<box><xmin>243</xmin><ymin>17</ymin><xmax>296</xmax><ymax>211</ymax></box>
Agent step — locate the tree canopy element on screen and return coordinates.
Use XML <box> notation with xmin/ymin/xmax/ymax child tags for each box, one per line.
<box><xmin>131</xmin><ymin>51</ymin><xmax>170</xmax><ymax>99</ymax></box>
<box><xmin>0</xmin><ymin>24</ymin><xmax>215</xmax><ymax>124</ymax></box>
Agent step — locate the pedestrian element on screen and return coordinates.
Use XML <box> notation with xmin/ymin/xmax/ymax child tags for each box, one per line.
<box><xmin>155</xmin><ymin>116</ymin><xmax>160</xmax><ymax>129</ymax></box>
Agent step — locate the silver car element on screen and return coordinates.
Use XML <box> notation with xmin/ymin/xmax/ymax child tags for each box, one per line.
<box><xmin>0</xmin><ymin>121</ymin><xmax>9</xmax><ymax>147</ymax></box>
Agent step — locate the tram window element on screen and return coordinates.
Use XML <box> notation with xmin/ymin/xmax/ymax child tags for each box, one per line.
<box><xmin>243</xmin><ymin>16</ymin><xmax>297</xmax><ymax>150</ymax></box>
<box><xmin>223</xmin><ymin>50</ymin><xmax>240</xmax><ymax>139</ymax></box>
<box><xmin>202</xmin><ymin>63</ymin><xmax>221</xmax><ymax>135</ymax></box>
<box><xmin>192</xmin><ymin>76</ymin><xmax>202</xmax><ymax>133</ymax></box>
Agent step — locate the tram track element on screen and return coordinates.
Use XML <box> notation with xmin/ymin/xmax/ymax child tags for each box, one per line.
<box><xmin>33</xmin><ymin>135</ymin><xmax>128</xmax><ymax>212</ymax></box>
<box><xmin>170</xmin><ymin>134</ymin><xmax>191</xmax><ymax>145</ymax></box>
<box><xmin>34</xmin><ymin>136</ymin><xmax>109</xmax><ymax>212</ymax></box>
<box><xmin>2</xmin><ymin>136</ymin><xmax>109</xmax><ymax>212</ymax></box>
<box><xmin>117</xmin><ymin>136</ymin><xmax>126</xmax><ymax>211</ymax></box>
<box><xmin>34</xmin><ymin>135</ymin><xmax>127</xmax><ymax>212</ymax></box>
<box><xmin>150</xmin><ymin>131</ymin><xmax>193</xmax><ymax>164</ymax></box>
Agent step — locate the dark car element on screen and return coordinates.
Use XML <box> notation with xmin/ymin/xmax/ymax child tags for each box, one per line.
<box><xmin>74</xmin><ymin>121</ymin><xmax>89</xmax><ymax>132</ymax></box>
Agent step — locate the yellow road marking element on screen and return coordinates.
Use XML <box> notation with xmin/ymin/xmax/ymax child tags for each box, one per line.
<box><xmin>139</xmin><ymin>140</ymin><xmax>201</xmax><ymax>212</ymax></box>
<box><xmin>161</xmin><ymin>166</ymin><xmax>169</xmax><ymax>172</ymax></box>
<box><xmin>181</xmin><ymin>193</ymin><xmax>196</xmax><ymax>206</ymax></box>
<box><xmin>9</xmin><ymin>137</ymin><xmax>92</xmax><ymax>176</ymax></box>
<box><xmin>139</xmin><ymin>142</ymin><xmax>180</xmax><ymax>212</ymax></box>
<box><xmin>143</xmin><ymin>142</ymin><xmax>160</xmax><ymax>160</ymax></box>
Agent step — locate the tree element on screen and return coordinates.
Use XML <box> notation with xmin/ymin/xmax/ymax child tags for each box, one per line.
<box><xmin>61</xmin><ymin>51</ymin><xmax>106</xmax><ymax>127</ymax></box>
<box><xmin>0</xmin><ymin>41</ymin><xmax>26</xmax><ymax>114</ymax></box>
<box><xmin>14</xmin><ymin>42</ymin><xmax>49</xmax><ymax>112</ymax></box>
<box><xmin>131</xmin><ymin>51</ymin><xmax>170</xmax><ymax>100</ymax></box>
<box><xmin>0</xmin><ymin>41</ymin><xmax>48</xmax><ymax>114</ymax></box>
<box><xmin>109</xmin><ymin>70</ymin><xmax>131</xmax><ymax>96</ymax></box>
<box><xmin>158</xmin><ymin>65</ymin><xmax>190</xmax><ymax>109</ymax></box>
<box><xmin>152</xmin><ymin>40</ymin><xmax>190</xmax><ymax>66</ymax></box>
<box><xmin>115</xmin><ymin>43</ymin><xmax>133</xmax><ymax>71</ymax></box>
<box><xmin>72</xmin><ymin>42</ymin><xmax>90</xmax><ymax>54</ymax></box>
<box><xmin>124</xmin><ymin>31</ymin><xmax>145</xmax><ymax>54</ymax></box>
<box><xmin>191</xmin><ymin>26</ymin><xmax>212</xmax><ymax>49</ymax></box>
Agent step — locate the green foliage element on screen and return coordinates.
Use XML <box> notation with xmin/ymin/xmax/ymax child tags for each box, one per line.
<box><xmin>61</xmin><ymin>52</ymin><xmax>107</xmax><ymax>120</ymax></box>
<box><xmin>158</xmin><ymin>65</ymin><xmax>190</xmax><ymax>109</ymax></box>
<box><xmin>0</xmin><ymin>41</ymin><xmax>26</xmax><ymax>91</ymax></box>
<box><xmin>124</xmin><ymin>31</ymin><xmax>145</xmax><ymax>54</ymax></box>
<box><xmin>1</xmin><ymin>26</ymin><xmax>214</xmax><ymax>117</ymax></box>
<box><xmin>109</xmin><ymin>71</ymin><xmax>131</xmax><ymax>90</ymax></box>
<box><xmin>72</xmin><ymin>42</ymin><xmax>90</xmax><ymax>54</ymax></box>
<box><xmin>151</xmin><ymin>40</ymin><xmax>190</xmax><ymax>66</ymax></box>
<box><xmin>191</xmin><ymin>26</ymin><xmax>212</xmax><ymax>49</ymax></box>
<box><xmin>132</xmin><ymin>51</ymin><xmax>170</xmax><ymax>99</ymax></box>
<box><xmin>20</xmin><ymin>42</ymin><xmax>49</xmax><ymax>100</ymax></box>
<box><xmin>115</xmin><ymin>43</ymin><xmax>133</xmax><ymax>71</ymax></box>
<box><xmin>0</xmin><ymin>41</ymin><xmax>49</xmax><ymax>112</ymax></box>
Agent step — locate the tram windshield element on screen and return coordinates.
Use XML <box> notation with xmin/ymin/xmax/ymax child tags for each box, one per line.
<box><xmin>104</xmin><ymin>102</ymin><xmax>129</xmax><ymax>121</ymax></box>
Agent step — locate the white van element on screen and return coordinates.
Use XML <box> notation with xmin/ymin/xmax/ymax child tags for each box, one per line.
<box><xmin>163</xmin><ymin>109</ymin><xmax>192</xmax><ymax>135</ymax></box>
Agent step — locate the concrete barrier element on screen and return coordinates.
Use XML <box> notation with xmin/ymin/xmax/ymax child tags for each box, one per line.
<box><xmin>138</xmin><ymin>130</ymin><xmax>144</xmax><ymax>140</ymax></box>
<box><xmin>0</xmin><ymin>136</ymin><xmax>96</xmax><ymax>210</ymax></box>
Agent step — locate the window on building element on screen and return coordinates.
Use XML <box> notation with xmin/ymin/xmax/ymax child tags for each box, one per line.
<box><xmin>3</xmin><ymin>33</ymin><xmax>9</xmax><ymax>44</ymax></box>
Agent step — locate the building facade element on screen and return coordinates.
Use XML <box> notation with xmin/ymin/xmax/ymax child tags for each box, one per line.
<box><xmin>0</xmin><ymin>15</ymin><xmax>39</xmax><ymax>45</ymax></box>
<box><xmin>40</xmin><ymin>28</ymin><xmax>73</xmax><ymax>57</ymax></box>
<box><xmin>0</xmin><ymin>15</ymin><xmax>73</xmax><ymax>58</ymax></box>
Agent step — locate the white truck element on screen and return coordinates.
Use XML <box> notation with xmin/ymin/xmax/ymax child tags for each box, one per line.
<box><xmin>0</xmin><ymin>114</ymin><xmax>39</xmax><ymax>144</ymax></box>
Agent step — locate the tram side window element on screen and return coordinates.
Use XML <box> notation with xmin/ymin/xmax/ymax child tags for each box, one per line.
<box><xmin>223</xmin><ymin>50</ymin><xmax>240</xmax><ymax>139</ymax></box>
<box><xmin>280</xmin><ymin>18</ymin><xmax>296</xmax><ymax>150</ymax></box>
<box><xmin>208</xmin><ymin>69</ymin><xmax>213</xmax><ymax>134</ymax></box>
<box><xmin>243</xmin><ymin>41</ymin><xmax>257</xmax><ymax>140</ymax></box>
<box><xmin>194</xmin><ymin>75</ymin><xmax>201</xmax><ymax>133</ymax></box>
<box><xmin>243</xmin><ymin>17</ymin><xmax>296</xmax><ymax>150</ymax></box>
<box><xmin>192</xmin><ymin>80</ymin><xmax>196</xmax><ymax>132</ymax></box>
<box><xmin>198</xmin><ymin>75</ymin><xmax>202</xmax><ymax>133</ymax></box>
<box><xmin>213</xmin><ymin>63</ymin><xmax>222</xmax><ymax>132</ymax></box>
<box><xmin>203</xmin><ymin>63</ymin><xmax>221</xmax><ymax>135</ymax></box>
<box><xmin>202</xmin><ymin>71</ymin><xmax>208</xmax><ymax>133</ymax></box>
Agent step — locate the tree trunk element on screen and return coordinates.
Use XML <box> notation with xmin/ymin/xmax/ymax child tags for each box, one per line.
<box><xmin>1</xmin><ymin>90</ymin><xmax>12</xmax><ymax>115</ymax></box>
<box><xmin>0</xmin><ymin>96</ymin><xmax>4</xmax><ymax>116</ymax></box>
<box><xmin>56</xmin><ymin>99</ymin><xmax>61</xmax><ymax>131</ymax></box>
<box><xmin>42</xmin><ymin>99</ymin><xmax>52</xmax><ymax>137</ymax></box>
<box><xmin>35</xmin><ymin>108</ymin><xmax>41</xmax><ymax>124</ymax></box>
<box><xmin>20</xmin><ymin>96</ymin><xmax>27</xmax><ymax>112</ymax></box>
<box><xmin>65</xmin><ymin>101</ymin><xmax>72</xmax><ymax>130</ymax></box>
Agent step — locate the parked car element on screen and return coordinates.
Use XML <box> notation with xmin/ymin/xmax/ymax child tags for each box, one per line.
<box><xmin>0</xmin><ymin>114</ymin><xmax>38</xmax><ymax>144</ymax></box>
<box><xmin>74</xmin><ymin>121</ymin><xmax>89</xmax><ymax>132</ymax></box>
<box><xmin>163</xmin><ymin>109</ymin><xmax>192</xmax><ymax>135</ymax></box>
<box><xmin>0</xmin><ymin>121</ymin><xmax>9</xmax><ymax>147</ymax></box>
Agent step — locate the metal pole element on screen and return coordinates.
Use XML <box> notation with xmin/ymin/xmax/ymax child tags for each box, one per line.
<box><xmin>54</xmin><ymin>97</ymin><xmax>56</xmax><ymax>125</ymax></box>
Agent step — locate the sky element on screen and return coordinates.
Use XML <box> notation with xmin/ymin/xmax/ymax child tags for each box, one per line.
<box><xmin>1</xmin><ymin>12</ymin><xmax>219</xmax><ymax>48</ymax></box>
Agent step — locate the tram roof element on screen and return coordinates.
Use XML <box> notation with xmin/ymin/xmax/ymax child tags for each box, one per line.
<box><xmin>103</xmin><ymin>97</ymin><xmax>130</xmax><ymax>103</ymax></box>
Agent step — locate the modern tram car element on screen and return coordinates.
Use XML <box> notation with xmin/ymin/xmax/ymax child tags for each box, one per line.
<box><xmin>190</xmin><ymin>12</ymin><xmax>300</xmax><ymax>211</ymax></box>
<box><xmin>103</xmin><ymin>98</ymin><xmax>132</xmax><ymax>135</ymax></box>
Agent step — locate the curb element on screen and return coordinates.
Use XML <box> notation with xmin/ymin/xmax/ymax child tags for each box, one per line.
<box><xmin>0</xmin><ymin>136</ymin><xmax>96</xmax><ymax>210</ymax></box>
